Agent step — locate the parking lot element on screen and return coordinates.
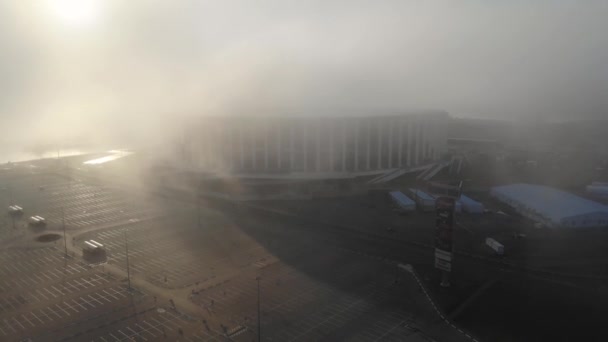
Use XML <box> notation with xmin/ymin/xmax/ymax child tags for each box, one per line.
<box><xmin>1</xmin><ymin>169</ymin><xmax>163</xmax><ymax>232</ymax></box>
<box><xmin>0</xmin><ymin>245</ymin><xmax>149</xmax><ymax>341</ymax></box>
<box><xmin>77</xmin><ymin>212</ymin><xmax>275</xmax><ymax>289</ymax></box>
<box><xmin>0</xmin><ymin>162</ymin><xmax>475</xmax><ymax>341</ymax></box>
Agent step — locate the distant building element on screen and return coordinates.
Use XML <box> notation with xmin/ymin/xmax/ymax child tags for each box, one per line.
<box><xmin>174</xmin><ymin>112</ymin><xmax>448</xmax><ymax>177</ymax></box>
<box><xmin>491</xmin><ymin>184</ymin><xmax>608</xmax><ymax>228</ymax></box>
<box><xmin>447</xmin><ymin>138</ymin><xmax>502</xmax><ymax>155</ymax></box>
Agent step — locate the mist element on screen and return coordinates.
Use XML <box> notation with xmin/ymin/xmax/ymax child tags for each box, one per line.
<box><xmin>1</xmin><ymin>0</ymin><xmax>607</xmax><ymax>157</ymax></box>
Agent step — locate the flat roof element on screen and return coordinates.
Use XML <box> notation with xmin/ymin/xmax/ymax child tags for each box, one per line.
<box><xmin>409</xmin><ymin>189</ymin><xmax>434</xmax><ymax>201</ymax></box>
<box><xmin>389</xmin><ymin>191</ymin><xmax>415</xmax><ymax>205</ymax></box>
<box><xmin>460</xmin><ymin>194</ymin><xmax>481</xmax><ymax>205</ymax></box>
<box><xmin>491</xmin><ymin>184</ymin><xmax>608</xmax><ymax>222</ymax></box>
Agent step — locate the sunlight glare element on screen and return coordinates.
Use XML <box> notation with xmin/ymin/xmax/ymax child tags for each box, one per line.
<box><xmin>47</xmin><ymin>0</ymin><xmax>102</xmax><ymax>27</ymax></box>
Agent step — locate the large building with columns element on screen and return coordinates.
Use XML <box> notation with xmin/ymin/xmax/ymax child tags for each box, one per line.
<box><xmin>175</xmin><ymin>112</ymin><xmax>448</xmax><ymax>176</ymax></box>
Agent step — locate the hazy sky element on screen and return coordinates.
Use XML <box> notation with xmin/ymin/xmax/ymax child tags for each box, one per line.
<box><xmin>1</xmin><ymin>0</ymin><xmax>607</xmax><ymax>147</ymax></box>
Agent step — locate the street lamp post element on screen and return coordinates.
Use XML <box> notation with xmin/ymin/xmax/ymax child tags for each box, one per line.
<box><xmin>198</xmin><ymin>196</ymin><xmax>201</xmax><ymax>228</ymax></box>
<box><xmin>124</xmin><ymin>228</ymin><xmax>132</xmax><ymax>291</ymax></box>
<box><xmin>256</xmin><ymin>276</ymin><xmax>261</xmax><ymax>342</ymax></box>
<box><xmin>62</xmin><ymin>207</ymin><xmax>68</xmax><ymax>257</ymax></box>
<box><xmin>197</xmin><ymin>181</ymin><xmax>203</xmax><ymax>228</ymax></box>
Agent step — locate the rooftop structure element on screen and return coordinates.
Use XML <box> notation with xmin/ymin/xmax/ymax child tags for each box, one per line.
<box><xmin>491</xmin><ymin>184</ymin><xmax>608</xmax><ymax>228</ymax></box>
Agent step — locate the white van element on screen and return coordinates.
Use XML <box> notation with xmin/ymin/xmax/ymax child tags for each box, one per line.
<box><xmin>28</xmin><ymin>215</ymin><xmax>46</xmax><ymax>226</ymax></box>
<box><xmin>8</xmin><ymin>205</ymin><xmax>23</xmax><ymax>215</ymax></box>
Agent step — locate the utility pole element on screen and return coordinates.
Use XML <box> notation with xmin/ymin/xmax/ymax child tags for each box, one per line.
<box><xmin>62</xmin><ymin>207</ymin><xmax>68</xmax><ymax>257</ymax></box>
<box><xmin>256</xmin><ymin>276</ymin><xmax>261</xmax><ymax>342</ymax></box>
<box><xmin>124</xmin><ymin>228</ymin><xmax>131</xmax><ymax>291</ymax></box>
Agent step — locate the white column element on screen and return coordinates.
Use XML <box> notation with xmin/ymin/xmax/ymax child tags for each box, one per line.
<box><xmin>328</xmin><ymin>120</ymin><xmax>334</xmax><ymax>171</ymax></box>
<box><xmin>277</xmin><ymin>122</ymin><xmax>282</xmax><ymax>169</ymax></box>
<box><xmin>366</xmin><ymin>121</ymin><xmax>371</xmax><ymax>170</ymax></box>
<box><xmin>209</xmin><ymin>123</ymin><xmax>215</xmax><ymax>169</ymax></box>
<box><xmin>264</xmin><ymin>121</ymin><xmax>269</xmax><ymax>170</ymax></box>
<box><xmin>377</xmin><ymin>120</ymin><xmax>382</xmax><ymax>169</ymax></box>
<box><xmin>421</xmin><ymin>120</ymin><xmax>426</xmax><ymax>161</ymax></box>
<box><xmin>415</xmin><ymin>121</ymin><xmax>421</xmax><ymax>165</ymax></box>
<box><xmin>406</xmin><ymin>122</ymin><xmax>412</xmax><ymax>166</ymax></box>
<box><xmin>228</xmin><ymin>122</ymin><xmax>233</xmax><ymax>170</ymax></box>
<box><xmin>316</xmin><ymin>119</ymin><xmax>321</xmax><ymax>172</ymax></box>
<box><xmin>398</xmin><ymin>118</ymin><xmax>403</xmax><ymax>167</ymax></box>
<box><xmin>354</xmin><ymin>119</ymin><xmax>359</xmax><ymax>171</ymax></box>
<box><xmin>239</xmin><ymin>123</ymin><xmax>244</xmax><ymax>169</ymax></box>
<box><xmin>303</xmin><ymin>122</ymin><xmax>308</xmax><ymax>171</ymax></box>
<box><xmin>388</xmin><ymin>119</ymin><xmax>393</xmax><ymax>168</ymax></box>
<box><xmin>290</xmin><ymin>125</ymin><xmax>295</xmax><ymax>169</ymax></box>
<box><xmin>342</xmin><ymin>122</ymin><xmax>346</xmax><ymax>172</ymax></box>
<box><xmin>251</xmin><ymin>124</ymin><xmax>256</xmax><ymax>169</ymax></box>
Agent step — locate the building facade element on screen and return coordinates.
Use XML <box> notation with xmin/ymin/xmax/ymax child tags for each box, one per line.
<box><xmin>176</xmin><ymin>112</ymin><xmax>448</xmax><ymax>175</ymax></box>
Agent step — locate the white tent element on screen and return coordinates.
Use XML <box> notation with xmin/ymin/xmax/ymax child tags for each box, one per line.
<box><xmin>409</xmin><ymin>189</ymin><xmax>435</xmax><ymax>211</ymax></box>
<box><xmin>586</xmin><ymin>185</ymin><xmax>608</xmax><ymax>198</ymax></box>
<box><xmin>408</xmin><ymin>188</ymin><xmax>462</xmax><ymax>212</ymax></box>
<box><xmin>491</xmin><ymin>184</ymin><xmax>608</xmax><ymax>228</ymax></box>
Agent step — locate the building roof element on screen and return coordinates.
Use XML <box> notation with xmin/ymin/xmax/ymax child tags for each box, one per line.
<box><xmin>389</xmin><ymin>191</ymin><xmax>415</xmax><ymax>206</ymax></box>
<box><xmin>491</xmin><ymin>184</ymin><xmax>608</xmax><ymax>223</ymax></box>
<box><xmin>409</xmin><ymin>189</ymin><xmax>434</xmax><ymax>201</ymax></box>
<box><xmin>587</xmin><ymin>185</ymin><xmax>608</xmax><ymax>194</ymax></box>
<box><xmin>459</xmin><ymin>194</ymin><xmax>480</xmax><ymax>205</ymax></box>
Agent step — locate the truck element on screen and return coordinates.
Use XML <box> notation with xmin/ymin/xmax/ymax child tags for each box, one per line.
<box><xmin>485</xmin><ymin>237</ymin><xmax>504</xmax><ymax>255</ymax></box>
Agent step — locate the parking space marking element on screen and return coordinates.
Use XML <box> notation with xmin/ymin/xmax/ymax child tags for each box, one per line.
<box><xmin>72</xmin><ymin>298</ymin><xmax>89</xmax><ymax>311</ymax></box>
<box><xmin>29</xmin><ymin>311</ymin><xmax>45</xmax><ymax>325</ymax></box>
<box><xmin>3</xmin><ymin>318</ymin><xmax>17</xmax><ymax>333</ymax></box>
<box><xmin>20</xmin><ymin>314</ymin><xmax>35</xmax><ymax>327</ymax></box>
<box><xmin>43</xmin><ymin>288</ymin><xmax>57</xmax><ymax>299</ymax></box>
<box><xmin>55</xmin><ymin>303</ymin><xmax>72</xmax><ymax>316</ymax></box>
<box><xmin>142</xmin><ymin>320</ymin><xmax>164</xmax><ymax>335</ymax></box>
<box><xmin>11</xmin><ymin>317</ymin><xmax>26</xmax><ymax>330</ymax></box>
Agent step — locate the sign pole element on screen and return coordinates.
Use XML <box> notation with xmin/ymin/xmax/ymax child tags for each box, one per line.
<box><xmin>434</xmin><ymin>196</ymin><xmax>456</xmax><ymax>287</ymax></box>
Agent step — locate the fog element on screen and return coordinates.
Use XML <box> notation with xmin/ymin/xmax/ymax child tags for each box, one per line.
<box><xmin>1</xmin><ymin>1</ymin><xmax>607</xmax><ymax>157</ymax></box>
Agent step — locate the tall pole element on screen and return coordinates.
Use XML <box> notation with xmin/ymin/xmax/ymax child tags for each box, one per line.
<box><xmin>62</xmin><ymin>207</ymin><xmax>68</xmax><ymax>257</ymax></box>
<box><xmin>197</xmin><ymin>182</ymin><xmax>202</xmax><ymax>228</ymax></box>
<box><xmin>198</xmin><ymin>196</ymin><xmax>201</xmax><ymax>228</ymax></box>
<box><xmin>124</xmin><ymin>228</ymin><xmax>131</xmax><ymax>290</ymax></box>
<box><xmin>256</xmin><ymin>276</ymin><xmax>261</xmax><ymax>342</ymax></box>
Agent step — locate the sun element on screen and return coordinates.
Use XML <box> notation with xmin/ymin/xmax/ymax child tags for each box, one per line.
<box><xmin>47</xmin><ymin>0</ymin><xmax>103</xmax><ymax>27</ymax></box>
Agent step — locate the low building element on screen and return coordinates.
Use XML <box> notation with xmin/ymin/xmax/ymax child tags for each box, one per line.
<box><xmin>490</xmin><ymin>184</ymin><xmax>608</xmax><ymax>228</ymax></box>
